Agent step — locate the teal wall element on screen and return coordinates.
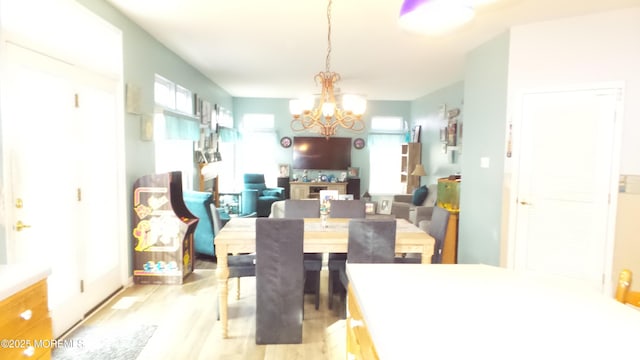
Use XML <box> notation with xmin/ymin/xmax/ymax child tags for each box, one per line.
<box><xmin>410</xmin><ymin>81</ymin><xmax>464</xmax><ymax>185</ymax></box>
<box><xmin>74</xmin><ymin>0</ymin><xmax>233</xmax><ymax>272</ymax></box>
<box><xmin>457</xmin><ymin>31</ymin><xmax>510</xmax><ymax>265</ymax></box>
<box><xmin>233</xmin><ymin>97</ymin><xmax>411</xmax><ymax>194</ymax></box>
<box><xmin>77</xmin><ymin>0</ymin><xmax>232</xmax><ymax>183</ymax></box>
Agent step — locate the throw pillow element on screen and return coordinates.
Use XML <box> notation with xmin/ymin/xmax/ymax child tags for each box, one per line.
<box><xmin>262</xmin><ymin>189</ymin><xmax>281</xmax><ymax>197</ymax></box>
<box><xmin>412</xmin><ymin>185</ymin><xmax>429</xmax><ymax>206</ymax></box>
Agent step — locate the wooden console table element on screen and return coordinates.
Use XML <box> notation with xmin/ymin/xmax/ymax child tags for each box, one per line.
<box><xmin>289</xmin><ymin>182</ymin><xmax>347</xmax><ymax>199</ymax></box>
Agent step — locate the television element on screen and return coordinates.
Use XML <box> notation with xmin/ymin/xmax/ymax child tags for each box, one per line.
<box><xmin>292</xmin><ymin>136</ymin><xmax>351</xmax><ymax>170</ymax></box>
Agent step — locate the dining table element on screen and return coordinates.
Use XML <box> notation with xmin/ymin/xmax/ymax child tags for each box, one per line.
<box><xmin>214</xmin><ymin>217</ymin><xmax>434</xmax><ymax>338</ymax></box>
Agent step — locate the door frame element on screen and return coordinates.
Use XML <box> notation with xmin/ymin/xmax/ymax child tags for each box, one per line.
<box><xmin>0</xmin><ymin>0</ymin><xmax>129</xmax><ymax>333</ymax></box>
<box><xmin>505</xmin><ymin>82</ymin><xmax>624</xmax><ymax>295</ymax></box>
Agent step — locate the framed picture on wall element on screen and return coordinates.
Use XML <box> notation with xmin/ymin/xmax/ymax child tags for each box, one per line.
<box><xmin>278</xmin><ymin>164</ymin><xmax>290</xmax><ymax>177</ymax></box>
<box><xmin>201</xmin><ymin>100</ymin><xmax>212</xmax><ymax>125</ymax></box>
<box><xmin>412</xmin><ymin>125</ymin><xmax>422</xmax><ymax>143</ymax></box>
<box><xmin>440</xmin><ymin>127</ymin><xmax>447</xmax><ymax>143</ymax></box>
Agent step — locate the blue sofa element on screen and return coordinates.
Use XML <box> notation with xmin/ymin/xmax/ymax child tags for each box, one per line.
<box><xmin>183</xmin><ymin>190</ymin><xmax>229</xmax><ymax>257</ymax></box>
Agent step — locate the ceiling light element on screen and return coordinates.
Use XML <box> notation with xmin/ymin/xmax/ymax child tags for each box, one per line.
<box><xmin>290</xmin><ymin>0</ymin><xmax>366</xmax><ymax>138</ymax></box>
<box><xmin>399</xmin><ymin>0</ymin><xmax>475</xmax><ymax>35</ymax></box>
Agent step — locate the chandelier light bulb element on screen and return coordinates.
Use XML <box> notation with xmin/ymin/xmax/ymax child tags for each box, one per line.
<box><xmin>322</xmin><ymin>102</ymin><xmax>336</xmax><ymax>117</ymax></box>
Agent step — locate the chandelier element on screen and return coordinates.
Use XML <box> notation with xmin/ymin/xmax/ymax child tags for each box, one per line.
<box><xmin>289</xmin><ymin>0</ymin><xmax>366</xmax><ymax>138</ymax></box>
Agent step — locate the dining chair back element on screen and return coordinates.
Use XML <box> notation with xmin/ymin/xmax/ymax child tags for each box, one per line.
<box><xmin>284</xmin><ymin>199</ymin><xmax>320</xmax><ymax>218</ymax></box>
<box><xmin>346</xmin><ymin>218</ymin><xmax>397</xmax><ymax>264</ymax></box>
<box><xmin>255</xmin><ymin>218</ymin><xmax>304</xmax><ymax>344</ymax></box>
<box><xmin>329</xmin><ymin>199</ymin><xmax>366</xmax><ymax>218</ymax></box>
<box><xmin>428</xmin><ymin>206</ymin><xmax>450</xmax><ymax>264</ymax></box>
<box><xmin>335</xmin><ymin>218</ymin><xmax>396</xmax><ymax>317</ymax></box>
<box><xmin>327</xmin><ymin>199</ymin><xmax>366</xmax><ymax>309</ymax></box>
<box><xmin>615</xmin><ymin>269</ymin><xmax>640</xmax><ymax>307</ymax></box>
<box><xmin>284</xmin><ymin>199</ymin><xmax>322</xmax><ymax>310</ymax></box>
<box><xmin>213</xmin><ymin>204</ymin><xmax>256</xmax><ymax>321</ymax></box>
<box><xmin>395</xmin><ymin>205</ymin><xmax>450</xmax><ymax>264</ymax></box>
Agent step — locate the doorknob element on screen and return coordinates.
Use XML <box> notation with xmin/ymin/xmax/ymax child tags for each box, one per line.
<box><xmin>15</xmin><ymin>220</ymin><xmax>31</xmax><ymax>231</ymax></box>
<box><xmin>519</xmin><ymin>200</ymin><xmax>532</xmax><ymax>206</ymax></box>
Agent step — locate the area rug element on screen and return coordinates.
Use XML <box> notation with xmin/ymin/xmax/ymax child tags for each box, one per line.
<box><xmin>52</xmin><ymin>324</ymin><xmax>157</xmax><ymax>360</ymax></box>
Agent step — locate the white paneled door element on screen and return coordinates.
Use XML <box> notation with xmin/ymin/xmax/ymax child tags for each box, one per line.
<box><xmin>513</xmin><ymin>87</ymin><xmax>620</xmax><ymax>292</ymax></box>
<box><xmin>3</xmin><ymin>43</ymin><xmax>122</xmax><ymax>336</ymax></box>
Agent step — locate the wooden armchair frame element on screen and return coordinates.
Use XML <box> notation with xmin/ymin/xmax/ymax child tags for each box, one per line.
<box><xmin>615</xmin><ymin>269</ymin><xmax>640</xmax><ymax>307</ymax></box>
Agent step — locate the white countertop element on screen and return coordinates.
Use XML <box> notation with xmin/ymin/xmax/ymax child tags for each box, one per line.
<box><xmin>346</xmin><ymin>263</ymin><xmax>640</xmax><ymax>360</ymax></box>
<box><xmin>0</xmin><ymin>264</ymin><xmax>51</xmax><ymax>301</ymax></box>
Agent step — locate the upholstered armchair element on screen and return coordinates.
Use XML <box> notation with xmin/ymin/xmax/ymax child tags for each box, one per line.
<box><xmin>243</xmin><ymin>173</ymin><xmax>285</xmax><ymax>217</ymax></box>
<box><xmin>391</xmin><ymin>183</ymin><xmax>438</xmax><ymax>226</ymax></box>
<box><xmin>183</xmin><ymin>190</ymin><xmax>230</xmax><ymax>257</ymax></box>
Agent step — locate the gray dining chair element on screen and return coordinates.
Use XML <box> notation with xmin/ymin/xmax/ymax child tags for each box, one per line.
<box><xmin>255</xmin><ymin>218</ymin><xmax>304</xmax><ymax>344</ymax></box>
<box><xmin>327</xmin><ymin>200</ymin><xmax>366</xmax><ymax>309</ymax></box>
<box><xmin>395</xmin><ymin>205</ymin><xmax>450</xmax><ymax>264</ymax></box>
<box><xmin>213</xmin><ymin>204</ymin><xmax>256</xmax><ymax>321</ymax></box>
<box><xmin>283</xmin><ymin>199</ymin><xmax>322</xmax><ymax>310</ymax></box>
<box><xmin>336</xmin><ymin>218</ymin><xmax>396</xmax><ymax>318</ymax></box>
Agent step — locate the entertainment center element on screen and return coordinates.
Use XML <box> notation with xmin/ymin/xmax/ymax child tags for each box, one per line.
<box><xmin>288</xmin><ymin>136</ymin><xmax>360</xmax><ymax>200</ymax></box>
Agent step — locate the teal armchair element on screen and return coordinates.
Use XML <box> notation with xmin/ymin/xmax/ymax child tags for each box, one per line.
<box><xmin>183</xmin><ymin>190</ymin><xmax>230</xmax><ymax>257</ymax></box>
<box><xmin>243</xmin><ymin>173</ymin><xmax>284</xmax><ymax>217</ymax></box>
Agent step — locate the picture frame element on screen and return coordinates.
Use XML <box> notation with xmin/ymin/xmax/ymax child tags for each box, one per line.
<box><xmin>348</xmin><ymin>167</ymin><xmax>359</xmax><ymax>178</ymax></box>
<box><xmin>201</xmin><ymin>100</ymin><xmax>212</xmax><ymax>125</ymax></box>
<box><xmin>193</xmin><ymin>94</ymin><xmax>202</xmax><ymax>117</ymax></box>
<box><xmin>278</xmin><ymin>164</ymin><xmax>290</xmax><ymax>177</ymax></box>
<box><xmin>319</xmin><ymin>190</ymin><xmax>339</xmax><ymax>210</ymax></box>
<box><xmin>440</xmin><ymin>127</ymin><xmax>447</xmax><ymax>143</ymax></box>
<box><xmin>377</xmin><ymin>196</ymin><xmax>394</xmax><ymax>215</ymax></box>
<box><xmin>411</xmin><ymin>125</ymin><xmax>422</xmax><ymax>143</ymax></box>
<box><xmin>140</xmin><ymin>114</ymin><xmax>154</xmax><ymax>141</ymax></box>
<box><xmin>365</xmin><ymin>202</ymin><xmax>376</xmax><ymax>215</ymax></box>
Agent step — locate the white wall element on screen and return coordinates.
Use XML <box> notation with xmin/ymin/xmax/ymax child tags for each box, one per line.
<box><xmin>506</xmin><ymin>7</ymin><xmax>640</xmax><ymax>284</ymax></box>
<box><xmin>508</xmin><ymin>7</ymin><xmax>640</xmax><ymax>174</ymax></box>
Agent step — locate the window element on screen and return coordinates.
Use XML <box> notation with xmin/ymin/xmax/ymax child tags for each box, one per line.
<box><xmin>154</xmin><ymin>74</ymin><xmax>176</xmax><ymax>109</ymax></box>
<box><xmin>175</xmin><ymin>85</ymin><xmax>193</xmax><ymax>114</ymax></box>
<box><xmin>154</xmin><ymin>74</ymin><xmax>193</xmax><ymax>115</ymax></box>
<box><xmin>236</xmin><ymin>114</ymin><xmax>278</xmax><ymax>188</ymax></box>
<box><xmin>368</xmin><ymin>116</ymin><xmax>405</xmax><ymax>194</ymax></box>
<box><xmin>153</xmin><ymin>74</ymin><xmax>196</xmax><ymax>189</ymax></box>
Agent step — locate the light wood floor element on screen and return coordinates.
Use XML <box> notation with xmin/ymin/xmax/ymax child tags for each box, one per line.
<box><xmin>68</xmin><ymin>257</ymin><xmax>347</xmax><ymax>359</ymax></box>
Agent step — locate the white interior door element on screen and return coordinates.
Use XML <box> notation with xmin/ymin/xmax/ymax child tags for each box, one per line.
<box><xmin>3</xmin><ymin>43</ymin><xmax>122</xmax><ymax>336</ymax></box>
<box><xmin>4</xmin><ymin>44</ymin><xmax>84</xmax><ymax>334</ymax></box>
<box><xmin>74</xmin><ymin>67</ymin><xmax>122</xmax><ymax>312</ymax></box>
<box><xmin>513</xmin><ymin>87</ymin><xmax>619</xmax><ymax>292</ymax></box>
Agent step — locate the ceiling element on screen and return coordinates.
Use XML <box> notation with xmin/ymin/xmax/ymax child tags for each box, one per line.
<box><xmin>106</xmin><ymin>0</ymin><xmax>640</xmax><ymax>101</ymax></box>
